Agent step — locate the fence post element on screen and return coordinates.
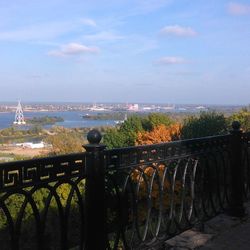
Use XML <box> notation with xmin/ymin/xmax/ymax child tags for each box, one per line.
<box><xmin>84</xmin><ymin>129</ymin><xmax>107</xmax><ymax>249</ymax></box>
<box><xmin>228</xmin><ymin>121</ymin><xmax>245</xmax><ymax>217</ymax></box>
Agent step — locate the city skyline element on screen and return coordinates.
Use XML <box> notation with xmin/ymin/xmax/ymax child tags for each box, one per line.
<box><xmin>0</xmin><ymin>0</ymin><xmax>250</xmax><ymax>105</ymax></box>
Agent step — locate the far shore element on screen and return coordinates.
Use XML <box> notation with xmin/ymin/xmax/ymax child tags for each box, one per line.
<box><xmin>0</xmin><ymin>110</ymin><xmax>60</xmax><ymax>113</ymax></box>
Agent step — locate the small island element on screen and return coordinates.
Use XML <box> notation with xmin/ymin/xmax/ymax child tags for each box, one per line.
<box><xmin>26</xmin><ymin>116</ymin><xmax>64</xmax><ymax>125</ymax></box>
<box><xmin>82</xmin><ymin>112</ymin><xmax>127</xmax><ymax>120</ymax></box>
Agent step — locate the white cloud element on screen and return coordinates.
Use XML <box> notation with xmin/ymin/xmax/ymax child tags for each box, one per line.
<box><xmin>80</xmin><ymin>18</ymin><xmax>97</xmax><ymax>27</ymax></box>
<box><xmin>0</xmin><ymin>18</ymin><xmax>97</xmax><ymax>42</ymax></box>
<box><xmin>160</xmin><ymin>25</ymin><xmax>197</xmax><ymax>37</ymax></box>
<box><xmin>83</xmin><ymin>31</ymin><xmax>124</xmax><ymax>41</ymax></box>
<box><xmin>156</xmin><ymin>56</ymin><xmax>188</xmax><ymax>65</ymax></box>
<box><xmin>0</xmin><ymin>21</ymin><xmax>76</xmax><ymax>41</ymax></box>
<box><xmin>227</xmin><ymin>2</ymin><xmax>250</xmax><ymax>15</ymax></box>
<box><xmin>48</xmin><ymin>43</ymin><xmax>99</xmax><ymax>57</ymax></box>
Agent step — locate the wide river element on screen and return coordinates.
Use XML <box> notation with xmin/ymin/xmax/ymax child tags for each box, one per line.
<box><xmin>0</xmin><ymin>111</ymin><xmax>117</xmax><ymax>130</ymax></box>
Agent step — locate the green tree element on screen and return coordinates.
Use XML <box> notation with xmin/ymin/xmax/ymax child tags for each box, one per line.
<box><xmin>0</xmin><ymin>127</ymin><xmax>15</xmax><ymax>136</ymax></box>
<box><xmin>120</xmin><ymin>115</ymin><xmax>144</xmax><ymax>132</ymax></box>
<box><xmin>45</xmin><ymin>127</ymin><xmax>84</xmax><ymax>154</ymax></box>
<box><xmin>103</xmin><ymin>113</ymin><xmax>174</xmax><ymax>149</ymax></box>
<box><xmin>145</xmin><ymin>113</ymin><xmax>173</xmax><ymax>130</ymax></box>
<box><xmin>181</xmin><ymin>111</ymin><xmax>228</xmax><ymax>139</ymax></box>
<box><xmin>229</xmin><ymin>108</ymin><xmax>250</xmax><ymax>131</ymax></box>
<box><xmin>29</xmin><ymin>125</ymin><xmax>43</xmax><ymax>134</ymax></box>
<box><xmin>103</xmin><ymin>128</ymin><xmax>127</xmax><ymax>149</ymax></box>
<box><xmin>104</xmin><ymin>116</ymin><xmax>144</xmax><ymax>148</ymax></box>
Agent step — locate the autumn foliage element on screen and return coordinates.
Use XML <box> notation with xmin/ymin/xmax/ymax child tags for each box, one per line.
<box><xmin>136</xmin><ymin>123</ymin><xmax>181</xmax><ymax>145</ymax></box>
<box><xmin>129</xmin><ymin>164</ymin><xmax>182</xmax><ymax>225</ymax></box>
<box><xmin>129</xmin><ymin>123</ymin><xmax>183</xmax><ymax>221</ymax></box>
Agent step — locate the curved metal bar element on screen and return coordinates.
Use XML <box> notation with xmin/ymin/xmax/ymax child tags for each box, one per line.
<box><xmin>0</xmin><ymin>199</ymin><xmax>16</xmax><ymax>249</ymax></box>
<box><xmin>106</xmin><ymin>172</ymin><xmax>125</xmax><ymax>250</ymax></box>
<box><xmin>60</xmin><ymin>179</ymin><xmax>85</xmax><ymax>250</ymax></box>
<box><xmin>215</xmin><ymin>149</ymin><xmax>228</xmax><ymax>210</ymax></box>
<box><xmin>144</xmin><ymin>165</ymin><xmax>160</xmax><ymax>244</ymax></box>
<box><xmin>4</xmin><ymin>190</ymin><xmax>41</xmax><ymax>250</ymax></box>
<box><xmin>202</xmin><ymin>153</ymin><xmax>214</xmax><ymax>219</ymax></box>
<box><xmin>148</xmin><ymin>163</ymin><xmax>163</xmax><ymax>240</ymax></box>
<box><xmin>168</xmin><ymin>159</ymin><xmax>179</xmax><ymax>235</ymax></box>
<box><xmin>209</xmin><ymin>151</ymin><xmax>220</xmax><ymax>214</ymax></box>
<box><xmin>160</xmin><ymin>161</ymin><xmax>173</xmax><ymax>234</ymax></box>
<box><xmin>194</xmin><ymin>156</ymin><xmax>207</xmax><ymax>221</ymax></box>
<box><xmin>123</xmin><ymin>169</ymin><xmax>138</xmax><ymax>249</ymax></box>
<box><xmin>185</xmin><ymin>157</ymin><xmax>198</xmax><ymax>224</ymax></box>
<box><xmin>177</xmin><ymin>158</ymin><xmax>189</xmax><ymax>227</ymax></box>
<box><xmin>134</xmin><ymin>166</ymin><xmax>151</xmax><ymax>242</ymax></box>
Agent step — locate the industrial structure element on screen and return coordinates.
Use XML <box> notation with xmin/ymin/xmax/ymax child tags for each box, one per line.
<box><xmin>13</xmin><ymin>100</ymin><xmax>26</xmax><ymax>125</ymax></box>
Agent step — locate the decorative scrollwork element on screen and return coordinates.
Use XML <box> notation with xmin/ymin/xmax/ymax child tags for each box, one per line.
<box><xmin>0</xmin><ymin>153</ymin><xmax>86</xmax><ymax>250</ymax></box>
<box><xmin>0</xmin><ymin>153</ymin><xmax>86</xmax><ymax>191</ymax></box>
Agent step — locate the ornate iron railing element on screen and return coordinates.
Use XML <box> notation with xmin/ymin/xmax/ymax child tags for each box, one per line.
<box><xmin>105</xmin><ymin>135</ymin><xmax>231</xmax><ymax>249</ymax></box>
<box><xmin>0</xmin><ymin>122</ymin><xmax>247</xmax><ymax>250</ymax></box>
<box><xmin>0</xmin><ymin>153</ymin><xmax>86</xmax><ymax>250</ymax></box>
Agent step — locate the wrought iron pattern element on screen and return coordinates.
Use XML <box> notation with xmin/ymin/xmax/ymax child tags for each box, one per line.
<box><xmin>0</xmin><ymin>152</ymin><xmax>86</xmax><ymax>250</ymax></box>
<box><xmin>0</xmin><ymin>130</ymin><xmax>246</xmax><ymax>250</ymax></box>
<box><xmin>105</xmin><ymin>135</ymin><xmax>231</xmax><ymax>249</ymax></box>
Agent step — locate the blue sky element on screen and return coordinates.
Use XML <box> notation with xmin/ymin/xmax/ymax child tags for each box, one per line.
<box><xmin>0</xmin><ymin>0</ymin><xmax>250</xmax><ymax>104</ymax></box>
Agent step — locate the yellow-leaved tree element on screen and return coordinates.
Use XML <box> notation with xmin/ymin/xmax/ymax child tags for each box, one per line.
<box><xmin>136</xmin><ymin>123</ymin><xmax>181</xmax><ymax>145</ymax></box>
<box><xmin>127</xmin><ymin>123</ymin><xmax>183</xmax><ymax>224</ymax></box>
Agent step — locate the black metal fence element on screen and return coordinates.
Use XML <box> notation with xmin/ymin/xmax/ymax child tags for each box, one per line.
<box><xmin>0</xmin><ymin>122</ymin><xmax>249</xmax><ymax>249</ymax></box>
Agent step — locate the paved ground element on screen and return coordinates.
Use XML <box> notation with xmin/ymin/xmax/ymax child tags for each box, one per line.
<box><xmin>165</xmin><ymin>202</ymin><xmax>250</xmax><ymax>250</ymax></box>
<box><xmin>199</xmin><ymin>215</ymin><xmax>250</xmax><ymax>250</ymax></box>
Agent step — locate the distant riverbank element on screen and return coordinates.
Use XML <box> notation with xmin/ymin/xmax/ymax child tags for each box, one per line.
<box><xmin>0</xmin><ymin>111</ymin><xmax>117</xmax><ymax>130</ymax></box>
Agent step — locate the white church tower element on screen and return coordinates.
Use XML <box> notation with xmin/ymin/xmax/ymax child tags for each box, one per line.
<box><xmin>13</xmin><ymin>101</ymin><xmax>26</xmax><ymax>125</ymax></box>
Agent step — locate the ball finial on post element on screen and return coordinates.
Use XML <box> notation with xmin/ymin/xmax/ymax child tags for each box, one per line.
<box><xmin>87</xmin><ymin>129</ymin><xmax>102</xmax><ymax>144</ymax></box>
<box><xmin>232</xmin><ymin>121</ymin><xmax>241</xmax><ymax>131</ymax></box>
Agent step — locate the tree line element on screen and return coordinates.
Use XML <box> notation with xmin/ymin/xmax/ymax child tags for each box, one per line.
<box><xmin>103</xmin><ymin>108</ymin><xmax>250</xmax><ymax>149</ymax></box>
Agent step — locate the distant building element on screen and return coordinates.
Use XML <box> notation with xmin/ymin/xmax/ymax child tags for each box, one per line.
<box><xmin>127</xmin><ymin>104</ymin><xmax>139</xmax><ymax>111</ymax></box>
<box><xmin>143</xmin><ymin>107</ymin><xmax>152</xmax><ymax>111</ymax></box>
<box><xmin>163</xmin><ymin>104</ymin><xmax>175</xmax><ymax>110</ymax></box>
<box><xmin>196</xmin><ymin>106</ymin><xmax>206</xmax><ymax>110</ymax></box>
<box><xmin>16</xmin><ymin>141</ymin><xmax>45</xmax><ymax>149</ymax></box>
<box><xmin>89</xmin><ymin>104</ymin><xmax>107</xmax><ymax>111</ymax></box>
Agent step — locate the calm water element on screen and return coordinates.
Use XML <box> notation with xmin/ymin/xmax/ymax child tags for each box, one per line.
<box><xmin>0</xmin><ymin>111</ymin><xmax>117</xmax><ymax>130</ymax></box>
